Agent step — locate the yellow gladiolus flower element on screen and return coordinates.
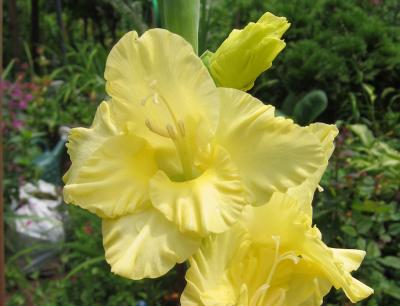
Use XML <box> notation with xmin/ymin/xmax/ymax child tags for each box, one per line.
<box><xmin>63</xmin><ymin>29</ymin><xmax>335</xmax><ymax>280</ymax></box>
<box><xmin>182</xmin><ymin>192</ymin><xmax>373</xmax><ymax>305</ymax></box>
<box><xmin>208</xmin><ymin>12</ymin><xmax>290</xmax><ymax>91</ymax></box>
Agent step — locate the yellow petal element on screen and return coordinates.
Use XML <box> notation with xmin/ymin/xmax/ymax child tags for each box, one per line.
<box><xmin>64</xmin><ymin>134</ymin><xmax>157</xmax><ymax>218</ymax></box>
<box><xmin>282</xmin><ymin>260</ymin><xmax>332</xmax><ymax>306</ymax></box>
<box><xmin>105</xmin><ymin>29</ymin><xmax>219</xmax><ymax>150</ymax></box>
<box><xmin>242</xmin><ymin>192</ymin><xmax>311</xmax><ymax>246</ymax></box>
<box><xmin>63</xmin><ymin>101</ymin><xmax>118</xmax><ymax>184</ymax></box>
<box><xmin>182</xmin><ymin>193</ymin><xmax>373</xmax><ymax>305</ymax></box>
<box><xmin>261</xmin><ymin>193</ymin><xmax>373</xmax><ymax>303</ymax></box>
<box><xmin>287</xmin><ymin>123</ymin><xmax>338</xmax><ymax>215</ymax></box>
<box><xmin>216</xmin><ymin>88</ymin><xmax>325</xmax><ymax>206</ymax></box>
<box><xmin>243</xmin><ymin>193</ymin><xmax>373</xmax><ymax>304</ymax></box>
<box><xmin>102</xmin><ymin>208</ymin><xmax>200</xmax><ymax>280</ymax></box>
<box><xmin>302</xmin><ymin>238</ymin><xmax>374</xmax><ymax>303</ymax></box>
<box><xmin>149</xmin><ymin>147</ymin><xmax>247</xmax><ymax>236</ymax></box>
<box><xmin>331</xmin><ymin>248</ymin><xmax>366</xmax><ymax>272</ymax></box>
<box><xmin>182</xmin><ymin>225</ymin><xmax>250</xmax><ymax>306</ymax></box>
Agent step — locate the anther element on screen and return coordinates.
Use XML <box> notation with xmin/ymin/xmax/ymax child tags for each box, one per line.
<box><xmin>141</xmin><ymin>95</ymin><xmax>152</xmax><ymax>106</ymax></box>
<box><xmin>166</xmin><ymin>124</ymin><xmax>177</xmax><ymax>139</ymax></box>
<box><xmin>178</xmin><ymin>120</ymin><xmax>186</xmax><ymax>137</ymax></box>
<box><xmin>153</xmin><ymin>93</ymin><xmax>161</xmax><ymax>104</ymax></box>
<box><xmin>149</xmin><ymin>80</ymin><xmax>157</xmax><ymax>88</ymax></box>
<box><xmin>145</xmin><ymin>119</ymin><xmax>169</xmax><ymax>138</ymax></box>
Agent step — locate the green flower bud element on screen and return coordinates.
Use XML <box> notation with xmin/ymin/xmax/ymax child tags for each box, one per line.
<box><xmin>209</xmin><ymin>12</ymin><xmax>290</xmax><ymax>91</ymax></box>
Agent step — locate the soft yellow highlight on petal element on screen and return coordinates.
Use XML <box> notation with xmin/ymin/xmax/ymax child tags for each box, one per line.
<box><xmin>209</xmin><ymin>12</ymin><xmax>290</xmax><ymax>90</ymax></box>
<box><xmin>102</xmin><ymin>208</ymin><xmax>201</xmax><ymax>280</ymax></box>
<box><xmin>182</xmin><ymin>192</ymin><xmax>373</xmax><ymax>305</ymax></box>
<box><xmin>287</xmin><ymin>123</ymin><xmax>339</xmax><ymax>215</ymax></box>
<box><xmin>63</xmin><ymin>101</ymin><xmax>118</xmax><ymax>184</ymax></box>
<box><xmin>216</xmin><ymin>88</ymin><xmax>325</xmax><ymax>205</ymax></box>
<box><xmin>105</xmin><ymin>29</ymin><xmax>219</xmax><ymax>152</ymax></box>
<box><xmin>64</xmin><ymin>134</ymin><xmax>157</xmax><ymax>218</ymax></box>
<box><xmin>149</xmin><ymin>147</ymin><xmax>247</xmax><ymax>236</ymax></box>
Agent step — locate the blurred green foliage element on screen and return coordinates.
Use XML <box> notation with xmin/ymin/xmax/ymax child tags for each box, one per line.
<box><xmin>315</xmin><ymin>121</ymin><xmax>400</xmax><ymax>305</ymax></box>
<box><xmin>3</xmin><ymin>0</ymin><xmax>400</xmax><ymax>305</ymax></box>
<box><xmin>204</xmin><ymin>0</ymin><xmax>400</xmax><ymax>126</ymax></box>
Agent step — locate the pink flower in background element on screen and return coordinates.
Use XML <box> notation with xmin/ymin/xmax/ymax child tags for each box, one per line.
<box><xmin>25</xmin><ymin>93</ymin><xmax>33</xmax><ymax>101</ymax></box>
<box><xmin>18</xmin><ymin>100</ymin><xmax>28</xmax><ymax>110</ymax></box>
<box><xmin>12</xmin><ymin>119</ymin><xmax>24</xmax><ymax>130</ymax></box>
<box><xmin>11</xmin><ymin>87</ymin><xmax>23</xmax><ymax>99</ymax></box>
<box><xmin>2</xmin><ymin>67</ymin><xmax>39</xmax><ymax>134</ymax></box>
<box><xmin>0</xmin><ymin>80</ymin><xmax>10</xmax><ymax>90</ymax></box>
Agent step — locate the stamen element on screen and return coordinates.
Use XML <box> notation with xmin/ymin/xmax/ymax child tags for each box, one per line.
<box><xmin>278</xmin><ymin>251</ymin><xmax>300</xmax><ymax>265</ymax></box>
<box><xmin>166</xmin><ymin>124</ymin><xmax>177</xmax><ymax>139</ymax></box>
<box><xmin>141</xmin><ymin>94</ymin><xmax>153</xmax><ymax>106</ymax></box>
<box><xmin>149</xmin><ymin>80</ymin><xmax>157</xmax><ymax>88</ymax></box>
<box><xmin>145</xmin><ymin>119</ymin><xmax>170</xmax><ymax>138</ymax></box>
<box><xmin>249</xmin><ymin>283</ymin><xmax>270</xmax><ymax>306</ymax></box>
<box><xmin>249</xmin><ymin>236</ymin><xmax>300</xmax><ymax>306</ymax></box>
<box><xmin>206</xmin><ymin>143</ymin><xmax>212</xmax><ymax>154</ymax></box>
<box><xmin>141</xmin><ymin>87</ymin><xmax>194</xmax><ymax>179</ymax></box>
<box><xmin>178</xmin><ymin>120</ymin><xmax>186</xmax><ymax>137</ymax></box>
<box><xmin>317</xmin><ymin>184</ymin><xmax>324</xmax><ymax>192</ymax></box>
<box><xmin>153</xmin><ymin>93</ymin><xmax>161</xmax><ymax>104</ymax></box>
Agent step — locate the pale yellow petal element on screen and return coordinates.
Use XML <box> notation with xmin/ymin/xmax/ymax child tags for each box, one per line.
<box><xmin>64</xmin><ymin>134</ymin><xmax>157</xmax><ymax>218</ymax></box>
<box><xmin>244</xmin><ymin>192</ymin><xmax>373</xmax><ymax>303</ymax></box>
<box><xmin>102</xmin><ymin>208</ymin><xmax>201</xmax><ymax>280</ymax></box>
<box><xmin>282</xmin><ymin>259</ymin><xmax>332</xmax><ymax>306</ymax></box>
<box><xmin>105</xmin><ymin>29</ymin><xmax>219</xmax><ymax>151</ymax></box>
<box><xmin>242</xmin><ymin>192</ymin><xmax>311</xmax><ymax>246</ymax></box>
<box><xmin>181</xmin><ymin>225</ymin><xmax>249</xmax><ymax>306</ymax></box>
<box><xmin>331</xmin><ymin>248</ymin><xmax>366</xmax><ymax>272</ymax></box>
<box><xmin>287</xmin><ymin>123</ymin><xmax>338</xmax><ymax>215</ymax></box>
<box><xmin>63</xmin><ymin>101</ymin><xmax>119</xmax><ymax>184</ymax></box>
<box><xmin>302</xmin><ymin>238</ymin><xmax>374</xmax><ymax>303</ymax></box>
<box><xmin>216</xmin><ymin>88</ymin><xmax>325</xmax><ymax>205</ymax></box>
<box><xmin>149</xmin><ymin>147</ymin><xmax>247</xmax><ymax>236</ymax></box>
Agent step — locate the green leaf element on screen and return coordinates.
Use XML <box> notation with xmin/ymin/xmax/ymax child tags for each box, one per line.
<box><xmin>341</xmin><ymin>225</ymin><xmax>357</xmax><ymax>237</ymax></box>
<box><xmin>292</xmin><ymin>90</ymin><xmax>328</xmax><ymax>125</ymax></box>
<box><xmin>388</xmin><ymin>223</ymin><xmax>400</xmax><ymax>235</ymax></box>
<box><xmin>356</xmin><ymin>238</ymin><xmax>366</xmax><ymax>250</ymax></box>
<box><xmin>366</xmin><ymin>241</ymin><xmax>381</xmax><ymax>258</ymax></box>
<box><xmin>349</xmin><ymin>92</ymin><xmax>360</xmax><ymax>121</ymax></box>
<box><xmin>379</xmin><ymin>256</ymin><xmax>400</xmax><ymax>269</ymax></box>
<box><xmin>362</xmin><ymin>83</ymin><xmax>377</xmax><ymax>104</ymax></box>
<box><xmin>384</xmin><ymin>283</ymin><xmax>400</xmax><ymax>300</ymax></box>
<box><xmin>281</xmin><ymin>92</ymin><xmax>297</xmax><ymax>116</ymax></box>
<box><xmin>349</xmin><ymin>124</ymin><xmax>375</xmax><ymax>147</ymax></box>
<box><xmin>352</xmin><ymin>200</ymin><xmax>392</xmax><ymax>214</ymax></box>
<box><xmin>357</xmin><ymin>218</ymin><xmax>373</xmax><ymax>234</ymax></box>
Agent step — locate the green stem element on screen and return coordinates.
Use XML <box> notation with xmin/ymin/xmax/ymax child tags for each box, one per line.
<box><xmin>159</xmin><ymin>0</ymin><xmax>200</xmax><ymax>54</ymax></box>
